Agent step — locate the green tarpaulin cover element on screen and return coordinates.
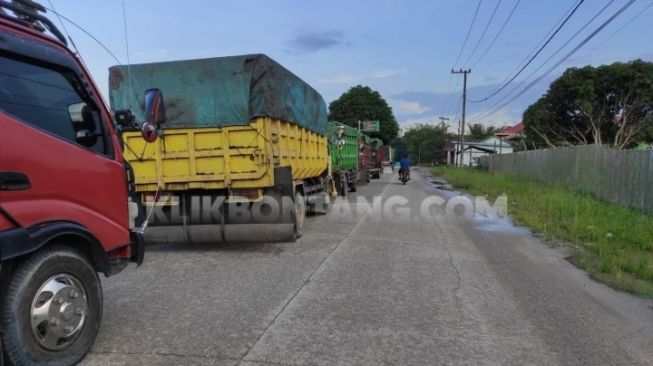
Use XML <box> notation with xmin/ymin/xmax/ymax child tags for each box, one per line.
<box><xmin>109</xmin><ymin>54</ymin><xmax>327</xmax><ymax>135</ymax></box>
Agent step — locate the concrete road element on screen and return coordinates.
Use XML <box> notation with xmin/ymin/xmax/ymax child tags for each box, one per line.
<box><xmin>84</xmin><ymin>168</ymin><xmax>653</xmax><ymax>365</ymax></box>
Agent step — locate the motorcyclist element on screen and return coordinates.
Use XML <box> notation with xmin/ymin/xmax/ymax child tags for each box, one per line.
<box><xmin>399</xmin><ymin>154</ymin><xmax>411</xmax><ymax>180</ymax></box>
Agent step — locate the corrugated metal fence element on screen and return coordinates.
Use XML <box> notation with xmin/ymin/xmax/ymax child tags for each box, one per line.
<box><xmin>478</xmin><ymin>145</ymin><xmax>653</xmax><ymax>213</ymax></box>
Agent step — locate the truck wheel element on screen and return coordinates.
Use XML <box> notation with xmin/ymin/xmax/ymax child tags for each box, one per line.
<box><xmin>1</xmin><ymin>246</ymin><xmax>102</xmax><ymax>366</ymax></box>
<box><xmin>338</xmin><ymin>175</ymin><xmax>348</xmax><ymax>198</ymax></box>
<box><xmin>292</xmin><ymin>192</ymin><xmax>306</xmax><ymax>239</ymax></box>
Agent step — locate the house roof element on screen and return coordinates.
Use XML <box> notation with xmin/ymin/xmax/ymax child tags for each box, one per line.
<box><xmin>451</xmin><ymin>139</ymin><xmax>512</xmax><ymax>149</ymax></box>
<box><xmin>459</xmin><ymin>145</ymin><xmax>496</xmax><ymax>154</ymax></box>
<box><xmin>496</xmin><ymin>122</ymin><xmax>524</xmax><ymax>137</ymax></box>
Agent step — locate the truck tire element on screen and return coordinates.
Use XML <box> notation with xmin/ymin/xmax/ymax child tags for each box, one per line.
<box><xmin>292</xmin><ymin>192</ymin><xmax>306</xmax><ymax>239</ymax></box>
<box><xmin>349</xmin><ymin>179</ymin><xmax>358</xmax><ymax>192</ymax></box>
<box><xmin>338</xmin><ymin>174</ymin><xmax>348</xmax><ymax>198</ymax></box>
<box><xmin>1</xmin><ymin>246</ymin><xmax>102</xmax><ymax>366</ymax></box>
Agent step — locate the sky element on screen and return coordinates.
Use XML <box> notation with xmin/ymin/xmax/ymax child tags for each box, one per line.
<box><xmin>47</xmin><ymin>0</ymin><xmax>653</xmax><ymax>131</ymax></box>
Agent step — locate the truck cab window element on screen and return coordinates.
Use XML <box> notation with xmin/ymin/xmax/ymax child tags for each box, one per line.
<box><xmin>0</xmin><ymin>55</ymin><xmax>107</xmax><ymax>155</ymax></box>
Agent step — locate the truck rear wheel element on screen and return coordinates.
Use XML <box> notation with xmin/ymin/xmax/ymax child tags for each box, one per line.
<box><xmin>1</xmin><ymin>246</ymin><xmax>102</xmax><ymax>366</ymax></box>
<box><xmin>292</xmin><ymin>192</ymin><xmax>306</xmax><ymax>239</ymax></box>
<box><xmin>338</xmin><ymin>174</ymin><xmax>348</xmax><ymax>198</ymax></box>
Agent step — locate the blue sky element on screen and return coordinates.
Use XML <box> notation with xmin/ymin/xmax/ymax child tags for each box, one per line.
<box><xmin>49</xmin><ymin>0</ymin><xmax>653</xmax><ymax>129</ymax></box>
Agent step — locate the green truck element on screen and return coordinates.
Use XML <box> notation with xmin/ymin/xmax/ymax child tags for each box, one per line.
<box><xmin>328</xmin><ymin>121</ymin><xmax>360</xmax><ymax>197</ymax></box>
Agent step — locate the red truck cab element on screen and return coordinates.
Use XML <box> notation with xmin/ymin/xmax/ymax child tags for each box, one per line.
<box><xmin>0</xmin><ymin>1</ymin><xmax>145</xmax><ymax>364</ymax></box>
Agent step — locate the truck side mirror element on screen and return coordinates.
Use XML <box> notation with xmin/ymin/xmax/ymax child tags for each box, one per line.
<box><xmin>69</xmin><ymin>102</ymin><xmax>98</xmax><ymax>147</ymax></box>
<box><xmin>75</xmin><ymin>129</ymin><xmax>98</xmax><ymax>147</ymax></box>
<box><xmin>144</xmin><ymin>88</ymin><xmax>166</xmax><ymax>126</ymax></box>
<box><xmin>141</xmin><ymin>122</ymin><xmax>158</xmax><ymax>143</ymax></box>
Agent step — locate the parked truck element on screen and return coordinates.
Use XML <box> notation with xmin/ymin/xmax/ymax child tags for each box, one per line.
<box><xmin>327</xmin><ymin>121</ymin><xmax>360</xmax><ymax>197</ymax></box>
<box><xmin>368</xmin><ymin>137</ymin><xmax>384</xmax><ymax>179</ymax></box>
<box><xmin>358</xmin><ymin>133</ymin><xmax>373</xmax><ymax>184</ymax></box>
<box><xmin>381</xmin><ymin>145</ymin><xmax>394</xmax><ymax>170</ymax></box>
<box><xmin>111</xmin><ymin>55</ymin><xmax>330</xmax><ymax>242</ymax></box>
<box><xmin>0</xmin><ymin>2</ymin><xmax>146</xmax><ymax>364</ymax></box>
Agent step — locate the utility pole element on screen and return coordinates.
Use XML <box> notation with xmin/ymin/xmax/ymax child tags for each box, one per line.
<box><xmin>456</xmin><ymin>118</ymin><xmax>462</xmax><ymax>166</ymax></box>
<box><xmin>451</xmin><ymin>69</ymin><xmax>470</xmax><ymax>167</ymax></box>
<box><xmin>437</xmin><ymin>116</ymin><xmax>450</xmax><ymax>165</ymax></box>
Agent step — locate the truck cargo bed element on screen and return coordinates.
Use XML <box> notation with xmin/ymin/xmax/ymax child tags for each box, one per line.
<box><xmin>123</xmin><ymin>117</ymin><xmax>328</xmax><ymax>192</ymax></box>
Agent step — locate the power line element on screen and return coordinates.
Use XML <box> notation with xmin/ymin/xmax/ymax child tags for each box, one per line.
<box><xmin>451</xmin><ymin>95</ymin><xmax>463</xmax><ymax>122</ymax></box>
<box><xmin>42</xmin><ymin>5</ymin><xmax>123</xmax><ymax>65</ymax></box>
<box><xmin>469</xmin><ymin>0</ymin><xmax>638</xmax><ymax>123</ymax></box>
<box><xmin>469</xmin><ymin>0</ymin><xmax>585</xmax><ymax>103</ymax></box>
<box><xmin>577</xmin><ymin>1</ymin><xmax>653</xmax><ymax>61</ymax></box>
<box><xmin>441</xmin><ymin>0</ymin><xmax>482</xmax><ymax>115</ymax></box>
<box><xmin>452</xmin><ymin>0</ymin><xmax>483</xmax><ymax>68</ymax></box>
<box><xmin>46</xmin><ymin>0</ymin><xmax>94</xmax><ymax>73</ymax></box>
<box><xmin>469</xmin><ymin>0</ymin><xmax>521</xmax><ymax>69</ymax></box>
<box><xmin>462</xmin><ymin>0</ymin><xmax>503</xmax><ymax>68</ymax></box>
<box><xmin>475</xmin><ymin>0</ymin><xmax>579</xmax><ymax>99</ymax></box>
<box><xmin>518</xmin><ymin>1</ymin><xmax>583</xmax><ymax>67</ymax></box>
<box><xmin>469</xmin><ymin>0</ymin><xmax>617</xmax><ymax>122</ymax></box>
<box><xmin>445</xmin><ymin>76</ymin><xmax>462</xmax><ymax>118</ymax></box>
<box><xmin>438</xmin><ymin>74</ymin><xmax>454</xmax><ymax>115</ymax></box>
<box><xmin>494</xmin><ymin>0</ymin><xmax>584</xmax><ymax>90</ymax></box>
<box><xmin>46</xmin><ymin>0</ymin><xmax>71</xmax><ymax>44</ymax></box>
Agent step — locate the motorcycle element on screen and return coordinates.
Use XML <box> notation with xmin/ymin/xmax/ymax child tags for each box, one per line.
<box><xmin>399</xmin><ymin>169</ymin><xmax>410</xmax><ymax>184</ymax></box>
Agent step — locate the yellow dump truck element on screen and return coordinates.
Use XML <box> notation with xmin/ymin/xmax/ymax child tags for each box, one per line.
<box><xmin>110</xmin><ymin>54</ymin><xmax>330</xmax><ymax>242</ymax></box>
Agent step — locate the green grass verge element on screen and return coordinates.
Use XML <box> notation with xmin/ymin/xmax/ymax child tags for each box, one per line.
<box><xmin>432</xmin><ymin>166</ymin><xmax>653</xmax><ymax>297</ymax></box>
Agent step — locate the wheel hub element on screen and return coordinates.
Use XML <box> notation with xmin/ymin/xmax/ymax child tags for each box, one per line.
<box><xmin>30</xmin><ymin>274</ymin><xmax>88</xmax><ymax>350</ymax></box>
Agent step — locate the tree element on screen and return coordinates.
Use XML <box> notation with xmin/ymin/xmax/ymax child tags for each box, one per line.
<box><xmin>523</xmin><ymin>60</ymin><xmax>653</xmax><ymax>149</ymax></box>
<box><xmin>468</xmin><ymin>123</ymin><xmax>499</xmax><ymax>140</ymax></box>
<box><xmin>397</xmin><ymin>124</ymin><xmax>448</xmax><ymax>165</ymax></box>
<box><xmin>328</xmin><ymin>85</ymin><xmax>400</xmax><ymax>144</ymax></box>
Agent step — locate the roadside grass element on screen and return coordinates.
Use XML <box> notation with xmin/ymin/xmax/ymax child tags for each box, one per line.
<box><xmin>432</xmin><ymin>166</ymin><xmax>653</xmax><ymax>298</ymax></box>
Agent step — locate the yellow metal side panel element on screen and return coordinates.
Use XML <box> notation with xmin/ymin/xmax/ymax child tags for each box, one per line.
<box><xmin>122</xmin><ymin>118</ymin><xmax>328</xmax><ymax>192</ymax></box>
<box><xmin>196</xmin><ymin>157</ymin><xmax>224</xmax><ymax>176</ymax></box>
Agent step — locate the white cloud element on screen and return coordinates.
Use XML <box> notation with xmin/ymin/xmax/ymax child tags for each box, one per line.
<box><xmin>373</xmin><ymin>68</ymin><xmax>408</xmax><ymax>78</ymax></box>
<box><xmin>397</xmin><ymin>109</ymin><xmax>518</xmax><ymax>132</ymax></box>
<box><xmin>318</xmin><ymin>74</ymin><xmax>359</xmax><ymax>84</ymax></box>
<box><xmin>399</xmin><ymin>117</ymin><xmax>436</xmax><ymax>129</ymax></box>
<box><xmin>394</xmin><ymin>100</ymin><xmax>431</xmax><ymax>114</ymax></box>
<box><xmin>465</xmin><ymin>109</ymin><xmax>517</xmax><ymax>128</ymax></box>
<box><xmin>317</xmin><ymin>68</ymin><xmax>407</xmax><ymax>85</ymax></box>
<box><xmin>398</xmin><ymin>117</ymin><xmax>459</xmax><ymax>133</ymax></box>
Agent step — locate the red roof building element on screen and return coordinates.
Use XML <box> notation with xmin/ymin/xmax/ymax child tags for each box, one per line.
<box><xmin>495</xmin><ymin>122</ymin><xmax>524</xmax><ymax>139</ymax></box>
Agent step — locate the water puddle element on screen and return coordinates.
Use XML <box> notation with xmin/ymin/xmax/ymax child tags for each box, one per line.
<box><xmin>421</xmin><ymin>168</ymin><xmax>530</xmax><ymax>236</ymax></box>
<box><xmin>469</xmin><ymin>212</ymin><xmax>531</xmax><ymax>235</ymax></box>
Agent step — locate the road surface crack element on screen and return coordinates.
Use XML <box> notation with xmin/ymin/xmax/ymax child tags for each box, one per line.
<box><xmin>91</xmin><ymin>349</ymin><xmax>237</xmax><ymax>361</ymax></box>
<box><xmin>237</xmin><ymin>178</ymin><xmax>394</xmax><ymax>365</ymax></box>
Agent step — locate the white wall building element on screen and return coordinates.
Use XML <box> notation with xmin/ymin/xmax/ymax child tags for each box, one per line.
<box><xmin>449</xmin><ymin>137</ymin><xmax>513</xmax><ymax>166</ymax></box>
